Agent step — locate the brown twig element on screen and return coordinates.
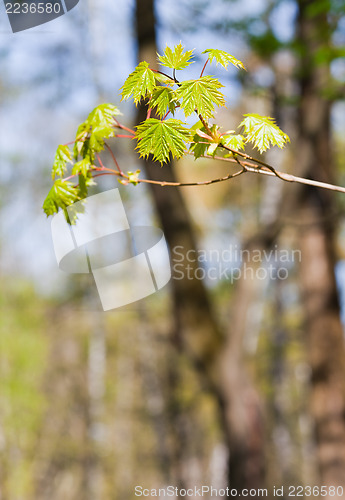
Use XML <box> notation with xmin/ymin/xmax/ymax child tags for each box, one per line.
<box><xmin>133</xmin><ymin>167</ymin><xmax>246</xmax><ymax>187</ymax></box>
<box><xmin>104</xmin><ymin>142</ymin><xmax>124</xmax><ymax>176</ymax></box>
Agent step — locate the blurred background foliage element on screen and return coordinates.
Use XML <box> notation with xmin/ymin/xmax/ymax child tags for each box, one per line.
<box><xmin>0</xmin><ymin>0</ymin><xmax>345</xmax><ymax>498</ymax></box>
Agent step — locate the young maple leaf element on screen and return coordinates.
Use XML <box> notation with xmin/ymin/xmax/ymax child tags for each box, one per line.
<box><xmin>176</xmin><ymin>76</ymin><xmax>225</xmax><ymax>118</ymax></box>
<box><xmin>222</xmin><ymin>133</ymin><xmax>245</xmax><ymax>151</ymax></box>
<box><xmin>73</xmin><ymin>104</ymin><xmax>121</xmax><ymax>161</ymax></box>
<box><xmin>43</xmin><ymin>179</ymin><xmax>80</xmax><ymax>216</ymax></box>
<box><xmin>87</xmin><ymin>104</ymin><xmax>122</xmax><ymax>128</ymax></box>
<box><xmin>240</xmin><ymin>114</ymin><xmax>290</xmax><ymax>153</ymax></box>
<box><xmin>135</xmin><ymin>118</ymin><xmax>191</xmax><ymax>165</ymax></box>
<box><xmin>202</xmin><ymin>49</ymin><xmax>246</xmax><ymax>70</ymax></box>
<box><xmin>72</xmin><ymin>157</ymin><xmax>92</xmax><ymax>178</ymax></box>
<box><xmin>158</xmin><ymin>43</ymin><xmax>194</xmax><ymax>71</ymax></box>
<box><xmin>149</xmin><ymin>87</ymin><xmax>177</xmax><ymax>118</ymax></box>
<box><xmin>121</xmin><ymin>61</ymin><xmax>156</xmax><ymax>104</ymax></box>
<box><xmin>52</xmin><ymin>145</ymin><xmax>73</xmax><ymax>179</ymax></box>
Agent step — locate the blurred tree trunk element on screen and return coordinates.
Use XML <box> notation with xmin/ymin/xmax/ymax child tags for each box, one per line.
<box><xmin>295</xmin><ymin>0</ymin><xmax>345</xmax><ymax>491</ymax></box>
<box><xmin>134</xmin><ymin>0</ymin><xmax>266</xmax><ymax>491</ymax></box>
<box><xmin>219</xmin><ymin>251</ymin><xmax>266</xmax><ymax>491</ymax></box>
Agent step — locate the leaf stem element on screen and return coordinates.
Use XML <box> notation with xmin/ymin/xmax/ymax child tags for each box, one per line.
<box><xmin>198</xmin><ymin>114</ymin><xmax>214</xmax><ymax>138</ymax></box>
<box><xmin>104</xmin><ymin>143</ymin><xmax>124</xmax><ymax>175</ymax></box>
<box><xmin>113</xmin><ymin>119</ymin><xmax>136</xmax><ymax>135</ymax></box>
<box><xmin>200</xmin><ymin>58</ymin><xmax>209</xmax><ymax>77</ymax></box>
<box><xmin>96</xmin><ymin>154</ymin><xmax>106</xmax><ymax>170</ymax></box>
<box><xmin>152</xmin><ymin>68</ymin><xmax>176</xmax><ymax>82</ymax></box>
<box><xmin>93</xmin><ymin>172</ymin><xmax>121</xmax><ymax>179</ymax></box>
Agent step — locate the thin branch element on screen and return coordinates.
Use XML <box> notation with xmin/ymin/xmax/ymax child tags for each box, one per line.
<box><xmin>134</xmin><ymin>167</ymin><xmax>246</xmax><ymax>187</ymax></box>
<box><xmin>92</xmin><ymin>146</ymin><xmax>345</xmax><ymax>193</ymax></box>
<box><xmin>89</xmin><ymin>156</ymin><xmax>246</xmax><ymax>187</ymax></box>
<box><xmin>245</xmin><ymin>165</ymin><xmax>345</xmax><ymax>194</ymax></box>
<box><xmin>104</xmin><ymin>142</ymin><xmax>124</xmax><ymax>175</ymax></box>
<box><xmin>187</xmin><ymin>153</ymin><xmax>345</xmax><ymax>194</ymax></box>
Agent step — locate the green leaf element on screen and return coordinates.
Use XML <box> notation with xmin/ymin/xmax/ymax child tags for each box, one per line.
<box><xmin>121</xmin><ymin>61</ymin><xmax>156</xmax><ymax>104</ymax></box>
<box><xmin>73</xmin><ymin>104</ymin><xmax>120</xmax><ymax>160</ymax></box>
<box><xmin>135</xmin><ymin>118</ymin><xmax>191</xmax><ymax>165</ymax></box>
<box><xmin>67</xmin><ymin>175</ymin><xmax>95</xmax><ymax>224</ymax></box>
<box><xmin>52</xmin><ymin>145</ymin><xmax>73</xmax><ymax>179</ymax></box>
<box><xmin>43</xmin><ymin>179</ymin><xmax>80</xmax><ymax>217</ymax></box>
<box><xmin>240</xmin><ymin>114</ymin><xmax>290</xmax><ymax>153</ymax></box>
<box><xmin>202</xmin><ymin>49</ymin><xmax>246</xmax><ymax>70</ymax></box>
<box><xmin>176</xmin><ymin>76</ymin><xmax>225</xmax><ymax>118</ymax></box>
<box><xmin>222</xmin><ymin>133</ymin><xmax>245</xmax><ymax>151</ymax></box>
<box><xmin>189</xmin><ymin>135</ymin><xmax>209</xmax><ymax>160</ymax></box>
<box><xmin>149</xmin><ymin>87</ymin><xmax>177</xmax><ymax>118</ymax></box>
<box><xmin>74</xmin><ymin>123</ymin><xmax>89</xmax><ymax>160</ymax></box>
<box><xmin>89</xmin><ymin>125</ymin><xmax>115</xmax><ymax>153</ymax></box>
<box><xmin>72</xmin><ymin>157</ymin><xmax>92</xmax><ymax>177</ymax></box>
<box><xmin>87</xmin><ymin>103</ymin><xmax>121</xmax><ymax>128</ymax></box>
<box><xmin>158</xmin><ymin>43</ymin><xmax>194</xmax><ymax>71</ymax></box>
<box><xmin>77</xmin><ymin>173</ymin><xmax>88</xmax><ymax>199</ymax></box>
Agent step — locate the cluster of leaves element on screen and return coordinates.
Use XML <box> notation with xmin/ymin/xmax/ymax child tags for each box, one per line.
<box><xmin>43</xmin><ymin>104</ymin><xmax>121</xmax><ymax>220</ymax></box>
<box><xmin>123</xmin><ymin>44</ymin><xmax>289</xmax><ymax>162</ymax></box>
<box><xmin>43</xmin><ymin>44</ymin><xmax>290</xmax><ymax>221</ymax></box>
